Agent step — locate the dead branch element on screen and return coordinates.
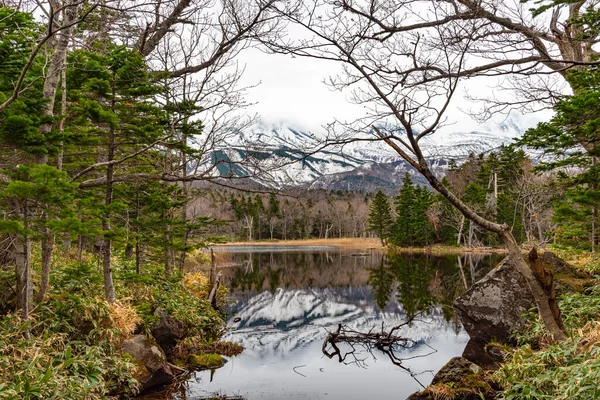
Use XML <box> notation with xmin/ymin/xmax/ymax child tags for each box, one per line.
<box><xmin>321</xmin><ymin>316</ymin><xmax>437</xmax><ymax>388</ymax></box>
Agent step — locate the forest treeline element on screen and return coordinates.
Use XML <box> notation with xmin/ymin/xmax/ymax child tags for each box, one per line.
<box><xmin>368</xmin><ymin>140</ymin><xmax>596</xmax><ymax>250</ymax></box>
<box><xmin>196</xmin><ymin>141</ymin><xmax>593</xmax><ymax>252</ymax></box>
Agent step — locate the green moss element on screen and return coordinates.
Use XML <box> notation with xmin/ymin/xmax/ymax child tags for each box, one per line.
<box><xmin>415</xmin><ymin>373</ymin><xmax>494</xmax><ymax>400</ymax></box>
<box><xmin>187</xmin><ymin>353</ymin><xmax>226</xmax><ymax>370</ymax></box>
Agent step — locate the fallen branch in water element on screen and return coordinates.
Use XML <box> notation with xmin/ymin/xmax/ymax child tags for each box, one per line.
<box><xmin>321</xmin><ymin>313</ymin><xmax>436</xmax><ymax>388</ymax></box>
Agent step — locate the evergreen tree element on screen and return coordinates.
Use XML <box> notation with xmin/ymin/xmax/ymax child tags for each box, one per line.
<box><xmin>368</xmin><ymin>258</ymin><xmax>395</xmax><ymax>309</ymax></box>
<box><xmin>394</xmin><ymin>173</ymin><xmax>416</xmax><ymax>246</ymax></box>
<box><xmin>517</xmin><ymin>66</ymin><xmax>600</xmax><ymax>250</ymax></box>
<box><xmin>367</xmin><ymin>189</ymin><xmax>393</xmax><ymax>245</ymax></box>
<box><xmin>393</xmin><ymin>173</ymin><xmax>434</xmax><ymax>246</ymax></box>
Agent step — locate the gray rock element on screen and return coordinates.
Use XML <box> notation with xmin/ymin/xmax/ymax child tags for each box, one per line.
<box><xmin>121</xmin><ymin>334</ymin><xmax>176</xmax><ymax>391</ymax></box>
<box><xmin>431</xmin><ymin>356</ymin><xmax>482</xmax><ymax>385</ymax></box>
<box><xmin>454</xmin><ymin>256</ymin><xmax>535</xmax><ymax>344</ymax></box>
<box><xmin>151</xmin><ymin>307</ymin><xmax>187</xmax><ymax>357</ymax></box>
<box><xmin>406</xmin><ymin>357</ymin><xmax>494</xmax><ymax>400</ymax></box>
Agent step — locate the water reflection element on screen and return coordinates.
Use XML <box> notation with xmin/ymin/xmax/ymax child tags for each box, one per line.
<box><xmin>369</xmin><ymin>253</ymin><xmax>494</xmax><ymax>321</ymax></box>
<box><xmin>146</xmin><ymin>248</ymin><xmax>502</xmax><ymax>400</ymax></box>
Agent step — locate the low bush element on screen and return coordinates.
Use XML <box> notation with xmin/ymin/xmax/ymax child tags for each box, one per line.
<box><xmin>495</xmin><ymin>283</ymin><xmax>600</xmax><ymax>400</ymax></box>
<box><xmin>0</xmin><ymin>253</ymin><xmax>226</xmax><ymax>399</ymax></box>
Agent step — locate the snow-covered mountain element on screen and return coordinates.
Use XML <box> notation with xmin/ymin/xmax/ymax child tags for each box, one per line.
<box><xmin>207</xmin><ymin>118</ymin><xmax>525</xmax><ymax>193</ymax></box>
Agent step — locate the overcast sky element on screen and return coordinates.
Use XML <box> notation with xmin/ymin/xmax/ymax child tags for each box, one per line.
<box><xmin>235</xmin><ymin>47</ymin><xmax>552</xmax><ymax>137</ymax></box>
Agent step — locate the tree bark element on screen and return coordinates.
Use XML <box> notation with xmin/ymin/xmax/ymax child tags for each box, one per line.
<box><xmin>14</xmin><ymin>200</ymin><xmax>32</xmax><ymax>336</ymax></box>
<box><xmin>37</xmin><ymin>227</ymin><xmax>55</xmax><ymax>303</ymax></box>
<box><xmin>498</xmin><ymin>229</ymin><xmax>567</xmax><ymax>341</ymax></box>
<box><xmin>38</xmin><ymin>0</ymin><xmax>79</xmax><ymax>164</ymax></box>
<box><xmin>102</xmin><ymin>84</ymin><xmax>117</xmax><ymax>304</ymax></box>
<box><xmin>37</xmin><ymin>2</ymin><xmax>79</xmax><ymax>303</ymax></box>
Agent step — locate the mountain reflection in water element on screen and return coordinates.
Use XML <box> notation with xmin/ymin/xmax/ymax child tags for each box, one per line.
<box><xmin>148</xmin><ymin>247</ymin><xmax>503</xmax><ymax>400</ymax></box>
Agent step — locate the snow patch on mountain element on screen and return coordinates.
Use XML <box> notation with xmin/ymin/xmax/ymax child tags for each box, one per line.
<box><xmin>208</xmin><ymin>117</ymin><xmax>526</xmax><ymax>192</ymax></box>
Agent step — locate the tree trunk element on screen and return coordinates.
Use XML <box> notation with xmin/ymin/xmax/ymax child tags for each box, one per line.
<box><xmin>135</xmin><ymin>239</ymin><xmax>141</xmax><ymax>274</ymax></box>
<box><xmin>37</xmin><ymin>1</ymin><xmax>79</xmax><ymax>164</ymax></box>
<box><xmin>102</xmin><ymin>94</ymin><xmax>117</xmax><ymax>303</ymax></box>
<box><xmin>36</xmin><ymin>3</ymin><xmax>78</xmax><ymax>305</ymax></box>
<box><xmin>14</xmin><ymin>200</ymin><xmax>31</xmax><ymax>338</ymax></box>
<box><xmin>457</xmin><ymin>215</ymin><xmax>465</xmax><ymax>246</ymax></box>
<box><xmin>77</xmin><ymin>234</ymin><xmax>83</xmax><ymax>265</ymax></box>
<box><xmin>37</xmin><ymin>227</ymin><xmax>55</xmax><ymax>303</ymax></box>
<box><xmin>498</xmin><ymin>229</ymin><xmax>567</xmax><ymax>341</ymax></box>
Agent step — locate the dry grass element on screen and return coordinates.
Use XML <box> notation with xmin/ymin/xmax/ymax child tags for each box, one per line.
<box><xmin>577</xmin><ymin>321</ymin><xmax>600</xmax><ymax>353</ymax></box>
<box><xmin>107</xmin><ymin>301</ymin><xmax>141</xmax><ymax>342</ymax></box>
<box><xmin>183</xmin><ymin>271</ymin><xmax>210</xmax><ymax>298</ymax></box>
<box><xmin>175</xmin><ymin>337</ymin><xmax>243</xmax><ymax>358</ymax></box>
<box><xmin>218</xmin><ymin>237</ymin><xmax>385</xmax><ymax>249</ymax></box>
<box><xmin>426</xmin><ymin>384</ymin><xmax>459</xmax><ymax>400</ymax></box>
<box><xmin>185</xmin><ymin>248</ymin><xmax>213</xmax><ymax>269</ymax></box>
<box><xmin>547</xmin><ymin>247</ymin><xmax>600</xmax><ymax>274</ymax></box>
<box><xmin>391</xmin><ymin>244</ymin><xmax>507</xmax><ymax>255</ymax></box>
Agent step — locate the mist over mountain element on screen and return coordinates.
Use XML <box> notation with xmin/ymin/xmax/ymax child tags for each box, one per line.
<box><xmin>208</xmin><ymin>118</ymin><xmax>525</xmax><ymax>193</ymax></box>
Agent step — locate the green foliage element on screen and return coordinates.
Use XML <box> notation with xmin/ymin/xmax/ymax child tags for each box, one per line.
<box><xmin>517</xmin><ymin>66</ymin><xmax>600</xmax><ymax>250</ymax></box>
<box><xmin>0</xmin><ymin>250</ymin><xmax>225</xmax><ymax>399</ymax></box>
<box><xmin>367</xmin><ymin>189</ymin><xmax>393</xmax><ymax>244</ymax></box>
<box><xmin>392</xmin><ymin>173</ymin><xmax>434</xmax><ymax>246</ymax></box>
<box><xmin>118</xmin><ymin>263</ymin><xmax>223</xmax><ymax>339</ymax></box>
<box><xmin>0</xmin><ymin>261</ymin><xmax>141</xmax><ymax>400</ymax></box>
<box><xmin>497</xmin><ymin>283</ymin><xmax>600</xmax><ymax>400</ymax></box>
<box><xmin>0</xmin><ymin>313</ymin><xmax>138</xmax><ymax>400</ymax></box>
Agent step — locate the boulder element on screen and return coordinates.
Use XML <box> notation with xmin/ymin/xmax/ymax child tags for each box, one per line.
<box><xmin>462</xmin><ymin>340</ymin><xmax>501</xmax><ymax>371</ymax></box>
<box><xmin>431</xmin><ymin>356</ymin><xmax>481</xmax><ymax>385</ymax></box>
<box><xmin>120</xmin><ymin>334</ymin><xmax>176</xmax><ymax>391</ymax></box>
<box><xmin>406</xmin><ymin>357</ymin><xmax>495</xmax><ymax>400</ymax></box>
<box><xmin>151</xmin><ymin>307</ymin><xmax>187</xmax><ymax>357</ymax></box>
<box><xmin>454</xmin><ymin>256</ymin><xmax>535</xmax><ymax>344</ymax></box>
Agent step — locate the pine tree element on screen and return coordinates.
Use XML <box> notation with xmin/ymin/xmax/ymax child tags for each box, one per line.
<box><xmin>517</xmin><ymin>66</ymin><xmax>600</xmax><ymax>250</ymax></box>
<box><xmin>367</xmin><ymin>189</ymin><xmax>393</xmax><ymax>245</ymax></box>
<box><xmin>393</xmin><ymin>173</ymin><xmax>416</xmax><ymax>246</ymax></box>
<box><xmin>413</xmin><ymin>185</ymin><xmax>434</xmax><ymax>245</ymax></box>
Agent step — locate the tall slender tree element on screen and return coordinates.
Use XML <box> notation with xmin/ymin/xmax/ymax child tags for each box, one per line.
<box><xmin>367</xmin><ymin>189</ymin><xmax>393</xmax><ymax>245</ymax></box>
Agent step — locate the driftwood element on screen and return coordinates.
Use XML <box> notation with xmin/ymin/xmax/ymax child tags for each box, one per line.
<box><xmin>322</xmin><ymin>315</ymin><xmax>436</xmax><ymax>388</ymax></box>
<box><xmin>208</xmin><ymin>271</ymin><xmax>222</xmax><ymax>310</ymax></box>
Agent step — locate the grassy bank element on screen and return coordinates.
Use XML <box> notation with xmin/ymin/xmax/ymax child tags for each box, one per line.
<box><xmin>493</xmin><ymin>249</ymin><xmax>600</xmax><ymax>399</ymax></box>
<box><xmin>217</xmin><ymin>237</ymin><xmax>385</xmax><ymax>249</ymax></box>
<box><xmin>0</xmin><ymin>251</ymin><xmax>229</xmax><ymax>399</ymax></box>
<box><xmin>217</xmin><ymin>238</ymin><xmax>507</xmax><ymax>255</ymax></box>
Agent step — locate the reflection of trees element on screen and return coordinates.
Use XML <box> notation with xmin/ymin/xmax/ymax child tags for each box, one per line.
<box><xmin>392</xmin><ymin>255</ymin><xmax>436</xmax><ymax>319</ymax></box>
<box><xmin>367</xmin><ymin>258</ymin><xmax>395</xmax><ymax>309</ymax></box>
<box><xmin>225</xmin><ymin>251</ymin><xmax>384</xmax><ymax>292</ymax></box>
<box><xmin>367</xmin><ymin>253</ymin><xmax>504</xmax><ymax>321</ymax></box>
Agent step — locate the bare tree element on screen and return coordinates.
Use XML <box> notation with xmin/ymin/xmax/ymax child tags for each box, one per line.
<box><xmin>265</xmin><ymin>0</ymin><xmax>572</xmax><ymax>340</ymax></box>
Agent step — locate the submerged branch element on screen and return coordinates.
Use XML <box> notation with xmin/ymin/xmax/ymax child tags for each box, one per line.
<box><xmin>321</xmin><ymin>316</ymin><xmax>436</xmax><ymax>388</ymax></box>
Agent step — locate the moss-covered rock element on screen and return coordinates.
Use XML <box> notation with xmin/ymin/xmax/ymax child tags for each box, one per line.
<box><xmin>407</xmin><ymin>357</ymin><xmax>496</xmax><ymax>400</ymax></box>
<box><xmin>187</xmin><ymin>353</ymin><xmax>227</xmax><ymax>370</ymax></box>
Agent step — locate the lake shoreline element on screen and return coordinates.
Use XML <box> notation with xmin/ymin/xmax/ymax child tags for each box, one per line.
<box><xmin>214</xmin><ymin>238</ymin><xmax>508</xmax><ymax>255</ymax></box>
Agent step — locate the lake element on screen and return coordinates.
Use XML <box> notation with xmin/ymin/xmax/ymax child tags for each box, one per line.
<box><xmin>144</xmin><ymin>246</ymin><xmax>503</xmax><ymax>400</ymax></box>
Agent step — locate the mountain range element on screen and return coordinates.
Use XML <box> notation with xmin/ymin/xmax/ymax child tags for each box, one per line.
<box><xmin>207</xmin><ymin>118</ymin><xmax>526</xmax><ymax>193</ymax></box>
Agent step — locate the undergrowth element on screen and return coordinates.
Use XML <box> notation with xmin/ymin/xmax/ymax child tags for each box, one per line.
<box><xmin>495</xmin><ymin>284</ymin><xmax>600</xmax><ymax>400</ymax></box>
<box><xmin>0</xmin><ymin>252</ymin><xmax>224</xmax><ymax>400</ymax></box>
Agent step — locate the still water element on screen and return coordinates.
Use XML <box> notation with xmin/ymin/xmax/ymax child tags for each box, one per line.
<box><xmin>149</xmin><ymin>246</ymin><xmax>502</xmax><ymax>400</ymax></box>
